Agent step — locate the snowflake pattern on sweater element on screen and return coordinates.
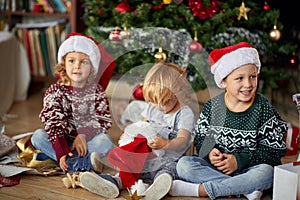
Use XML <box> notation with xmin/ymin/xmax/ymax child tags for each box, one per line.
<box><xmin>194</xmin><ymin>92</ymin><xmax>287</xmax><ymax>172</ymax></box>
<box><xmin>39</xmin><ymin>83</ymin><xmax>112</xmax><ymax>160</ymax></box>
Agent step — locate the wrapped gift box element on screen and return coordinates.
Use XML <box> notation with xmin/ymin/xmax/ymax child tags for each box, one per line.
<box><xmin>284</xmin><ymin>123</ymin><xmax>300</xmax><ymax>156</ymax></box>
<box><xmin>273</xmin><ymin>162</ymin><xmax>300</xmax><ymax>200</ymax></box>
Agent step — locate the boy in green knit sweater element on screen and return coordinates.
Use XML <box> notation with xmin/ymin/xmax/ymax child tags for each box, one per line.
<box><xmin>169</xmin><ymin>42</ymin><xmax>287</xmax><ymax>200</ymax></box>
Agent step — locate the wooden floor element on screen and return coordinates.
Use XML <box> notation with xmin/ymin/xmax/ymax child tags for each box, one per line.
<box><xmin>0</xmin><ymin>87</ymin><xmax>298</xmax><ymax>200</ymax></box>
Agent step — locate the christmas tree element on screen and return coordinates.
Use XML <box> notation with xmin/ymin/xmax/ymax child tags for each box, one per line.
<box><xmin>83</xmin><ymin>0</ymin><xmax>297</xmax><ymax>92</ymax></box>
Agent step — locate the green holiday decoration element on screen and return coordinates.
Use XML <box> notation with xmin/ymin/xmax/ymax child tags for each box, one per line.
<box><xmin>83</xmin><ymin>0</ymin><xmax>296</xmax><ymax>92</ymax></box>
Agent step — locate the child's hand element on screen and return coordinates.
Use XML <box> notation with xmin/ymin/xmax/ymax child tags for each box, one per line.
<box><xmin>213</xmin><ymin>153</ymin><xmax>238</xmax><ymax>175</ymax></box>
<box><xmin>59</xmin><ymin>152</ymin><xmax>73</xmax><ymax>172</ymax></box>
<box><xmin>71</xmin><ymin>134</ymin><xmax>87</xmax><ymax>157</ymax></box>
<box><xmin>148</xmin><ymin>136</ymin><xmax>169</xmax><ymax>149</ymax></box>
<box><xmin>209</xmin><ymin>148</ymin><xmax>224</xmax><ymax>165</ymax></box>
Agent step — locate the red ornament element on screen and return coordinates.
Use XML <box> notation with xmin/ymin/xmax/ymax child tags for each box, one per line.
<box><xmin>290</xmin><ymin>53</ymin><xmax>299</xmax><ymax>68</ymax></box>
<box><xmin>189</xmin><ymin>40</ymin><xmax>203</xmax><ymax>53</ymax></box>
<box><xmin>97</xmin><ymin>9</ymin><xmax>103</xmax><ymax>16</ymax></box>
<box><xmin>263</xmin><ymin>2</ymin><xmax>270</xmax><ymax>11</ymax></box>
<box><xmin>132</xmin><ymin>84</ymin><xmax>144</xmax><ymax>101</ymax></box>
<box><xmin>188</xmin><ymin>0</ymin><xmax>220</xmax><ymax>20</ymax></box>
<box><xmin>189</xmin><ymin>32</ymin><xmax>203</xmax><ymax>53</ymax></box>
<box><xmin>189</xmin><ymin>33</ymin><xmax>203</xmax><ymax>54</ymax></box>
<box><xmin>116</xmin><ymin>1</ymin><xmax>131</xmax><ymax>13</ymax></box>
<box><xmin>109</xmin><ymin>27</ymin><xmax>123</xmax><ymax>43</ymax></box>
<box><xmin>152</xmin><ymin>2</ymin><xmax>164</xmax><ymax>10</ymax></box>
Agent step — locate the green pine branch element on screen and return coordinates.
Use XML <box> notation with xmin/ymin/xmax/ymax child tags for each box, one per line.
<box><xmin>83</xmin><ymin>0</ymin><xmax>297</xmax><ymax>92</ymax></box>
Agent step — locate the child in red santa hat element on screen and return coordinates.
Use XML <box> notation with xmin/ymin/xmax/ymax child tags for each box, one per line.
<box><xmin>71</xmin><ymin>62</ymin><xmax>195</xmax><ymax>199</ymax></box>
<box><xmin>169</xmin><ymin>42</ymin><xmax>288</xmax><ymax>200</ymax></box>
<box><xmin>30</xmin><ymin>32</ymin><xmax>115</xmax><ymax>174</ymax></box>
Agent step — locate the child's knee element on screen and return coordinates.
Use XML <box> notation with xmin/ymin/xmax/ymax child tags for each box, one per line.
<box><xmin>100</xmin><ymin>134</ymin><xmax>114</xmax><ymax>148</ymax></box>
<box><xmin>257</xmin><ymin>164</ymin><xmax>274</xmax><ymax>178</ymax></box>
<box><xmin>31</xmin><ymin>129</ymin><xmax>47</xmax><ymax>145</ymax></box>
<box><xmin>177</xmin><ymin>156</ymin><xmax>192</xmax><ymax>174</ymax></box>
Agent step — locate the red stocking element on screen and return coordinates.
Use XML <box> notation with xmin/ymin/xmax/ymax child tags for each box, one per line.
<box><xmin>108</xmin><ymin>134</ymin><xmax>155</xmax><ymax>188</ymax></box>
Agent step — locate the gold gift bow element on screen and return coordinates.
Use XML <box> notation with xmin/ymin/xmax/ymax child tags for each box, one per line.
<box><xmin>16</xmin><ymin>135</ymin><xmax>57</xmax><ymax>169</ymax></box>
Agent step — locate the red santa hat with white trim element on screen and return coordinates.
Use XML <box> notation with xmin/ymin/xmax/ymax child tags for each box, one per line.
<box><xmin>209</xmin><ymin>42</ymin><xmax>261</xmax><ymax>88</ymax></box>
<box><xmin>57</xmin><ymin>32</ymin><xmax>101</xmax><ymax>73</ymax></box>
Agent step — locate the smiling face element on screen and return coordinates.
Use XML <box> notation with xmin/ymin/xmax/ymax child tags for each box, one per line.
<box><xmin>221</xmin><ymin>64</ymin><xmax>258</xmax><ymax>109</ymax></box>
<box><xmin>65</xmin><ymin>52</ymin><xmax>92</xmax><ymax>88</ymax></box>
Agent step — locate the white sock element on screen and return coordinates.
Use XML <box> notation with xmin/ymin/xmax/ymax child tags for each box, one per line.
<box><xmin>169</xmin><ymin>180</ymin><xmax>199</xmax><ymax>197</ymax></box>
<box><xmin>244</xmin><ymin>190</ymin><xmax>263</xmax><ymax>200</ymax></box>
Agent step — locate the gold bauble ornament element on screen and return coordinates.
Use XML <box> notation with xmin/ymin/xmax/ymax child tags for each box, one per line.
<box><xmin>154</xmin><ymin>47</ymin><xmax>167</xmax><ymax>62</ymax></box>
<box><xmin>120</xmin><ymin>26</ymin><xmax>130</xmax><ymax>39</ymax></box>
<box><xmin>269</xmin><ymin>26</ymin><xmax>281</xmax><ymax>41</ymax></box>
<box><xmin>163</xmin><ymin>0</ymin><xmax>172</xmax><ymax>4</ymax></box>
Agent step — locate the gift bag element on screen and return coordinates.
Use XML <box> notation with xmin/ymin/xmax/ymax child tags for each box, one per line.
<box><xmin>273</xmin><ymin>162</ymin><xmax>300</xmax><ymax>200</ymax></box>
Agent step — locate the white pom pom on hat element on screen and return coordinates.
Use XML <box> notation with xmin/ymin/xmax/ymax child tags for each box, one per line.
<box><xmin>57</xmin><ymin>32</ymin><xmax>101</xmax><ymax>73</ymax></box>
<box><xmin>209</xmin><ymin>42</ymin><xmax>261</xmax><ymax>88</ymax></box>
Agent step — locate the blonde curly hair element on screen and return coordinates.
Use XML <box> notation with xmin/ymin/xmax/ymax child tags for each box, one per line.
<box><xmin>142</xmin><ymin>62</ymin><xmax>191</xmax><ymax>106</ymax></box>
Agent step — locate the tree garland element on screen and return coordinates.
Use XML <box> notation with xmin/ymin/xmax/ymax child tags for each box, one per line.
<box><xmin>188</xmin><ymin>0</ymin><xmax>220</xmax><ymax>20</ymax></box>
